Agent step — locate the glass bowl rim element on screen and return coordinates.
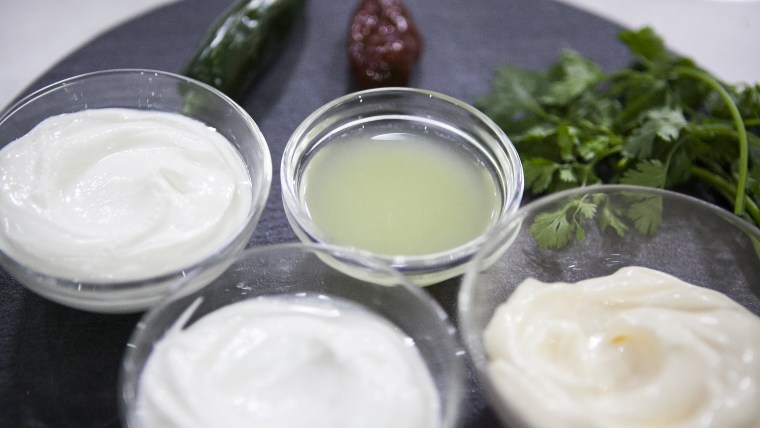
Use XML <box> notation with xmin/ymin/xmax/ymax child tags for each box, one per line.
<box><xmin>280</xmin><ymin>86</ymin><xmax>524</xmax><ymax>270</ymax></box>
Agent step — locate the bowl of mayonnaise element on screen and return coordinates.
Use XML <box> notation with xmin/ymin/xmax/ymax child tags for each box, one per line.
<box><xmin>459</xmin><ymin>184</ymin><xmax>760</xmax><ymax>428</ymax></box>
<box><xmin>0</xmin><ymin>69</ymin><xmax>272</xmax><ymax>313</ymax></box>
<box><xmin>120</xmin><ymin>242</ymin><xmax>464</xmax><ymax>428</ymax></box>
<box><xmin>281</xmin><ymin>87</ymin><xmax>524</xmax><ymax>286</ymax></box>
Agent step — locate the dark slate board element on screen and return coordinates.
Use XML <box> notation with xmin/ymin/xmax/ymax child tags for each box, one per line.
<box><xmin>0</xmin><ymin>0</ymin><xmax>631</xmax><ymax>426</ymax></box>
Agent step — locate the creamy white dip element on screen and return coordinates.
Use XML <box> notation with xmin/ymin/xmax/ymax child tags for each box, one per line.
<box><xmin>0</xmin><ymin>108</ymin><xmax>252</xmax><ymax>281</ymax></box>
<box><xmin>484</xmin><ymin>266</ymin><xmax>760</xmax><ymax>428</ymax></box>
<box><xmin>137</xmin><ymin>294</ymin><xmax>440</xmax><ymax>428</ymax></box>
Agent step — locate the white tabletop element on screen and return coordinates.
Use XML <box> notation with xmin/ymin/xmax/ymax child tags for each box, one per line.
<box><xmin>0</xmin><ymin>0</ymin><xmax>178</xmax><ymax>110</ymax></box>
<box><xmin>1</xmin><ymin>0</ymin><xmax>758</xmax><ymax>111</ymax></box>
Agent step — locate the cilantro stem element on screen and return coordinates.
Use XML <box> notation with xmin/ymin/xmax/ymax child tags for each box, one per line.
<box><xmin>744</xmin><ymin>200</ymin><xmax>759</xmax><ymax>227</ymax></box>
<box><xmin>674</xmin><ymin>66</ymin><xmax>749</xmax><ymax>217</ymax></box>
<box><xmin>691</xmin><ymin>166</ymin><xmax>760</xmax><ymax>226</ymax></box>
<box><xmin>687</xmin><ymin>124</ymin><xmax>760</xmax><ymax>149</ymax></box>
<box><xmin>570</xmin><ymin>194</ymin><xmax>593</xmax><ymax>230</ymax></box>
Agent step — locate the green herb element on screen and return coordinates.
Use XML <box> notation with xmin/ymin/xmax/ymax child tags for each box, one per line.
<box><xmin>528</xmin><ymin>191</ymin><xmax>662</xmax><ymax>249</ymax></box>
<box><xmin>477</xmin><ymin>27</ymin><xmax>760</xmax><ymax>248</ymax></box>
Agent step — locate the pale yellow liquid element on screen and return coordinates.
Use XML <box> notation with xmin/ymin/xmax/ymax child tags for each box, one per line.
<box><xmin>301</xmin><ymin>132</ymin><xmax>501</xmax><ymax>256</ymax></box>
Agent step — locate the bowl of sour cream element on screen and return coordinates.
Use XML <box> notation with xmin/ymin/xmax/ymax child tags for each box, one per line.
<box><xmin>459</xmin><ymin>184</ymin><xmax>760</xmax><ymax>428</ymax></box>
<box><xmin>120</xmin><ymin>243</ymin><xmax>464</xmax><ymax>428</ymax></box>
<box><xmin>0</xmin><ymin>69</ymin><xmax>271</xmax><ymax>313</ymax></box>
<box><xmin>281</xmin><ymin>87</ymin><xmax>524</xmax><ymax>285</ymax></box>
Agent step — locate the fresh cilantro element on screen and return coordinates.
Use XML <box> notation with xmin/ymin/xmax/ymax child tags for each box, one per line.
<box><xmin>620</xmin><ymin>160</ymin><xmax>667</xmax><ymax>188</ymax></box>
<box><xmin>522</xmin><ymin>157</ymin><xmax>558</xmax><ymax>194</ymax></box>
<box><xmin>596</xmin><ymin>193</ymin><xmax>628</xmax><ymax>237</ymax></box>
<box><xmin>624</xmin><ymin>107</ymin><xmax>687</xmax><ymax>159</ymax></box>
<box><xmin>477</xmin><ymin>27</ymin><xmax>760</xmax><ymax>247</ymax></box>
<box><xmin>529</xmin><ymin>195</ymin><xmax>597</xmax><ymax>249</ymax></box>
<box><xmin>618</xmin><ymin>27</ymin><xmax>668</xmax><ymax>64</ymax></box>
<box><xmin>527</xmin><ymin>192</ymin><xmax>661</xmax><ymax>249</ymax></box>
<box><xmin>625</xmin><ymin>193</ymin><xmax>663</xmax><ymax>235</ymax></box>
<box><xmin>541</xmin><ymin>50</ymin><xmax>604</xmax><ymax>106</ymax></box>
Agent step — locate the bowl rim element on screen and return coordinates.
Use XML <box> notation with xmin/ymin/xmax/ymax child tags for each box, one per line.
<box><xmin>280</xmin><ymin>86</ymin><xmax>524</xmax><ymax>273</ymax></box>
<box><xmin>0</xmin><ymin>68</ymin><xmax>272</xmax><ymax>295</ymax></box>
<box><xmin>119</xmin><ymin>241</ymin><xmax>466</xmax><ymax>428</ymax></box>
<box><xmin>457</xmin><ymin>183</ymin><xmax>760</xmax><ymax>426</ymax></box>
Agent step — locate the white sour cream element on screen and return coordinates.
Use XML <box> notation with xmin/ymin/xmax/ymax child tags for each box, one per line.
<box><xmin>0</xmin><ymin>108</ymin><xmax>252</xmax><ymax>281</ymax></box>
<box><xmin>137</xmin><ymin>295</ymin><xmax>440</xmax><ymax>428</ymax></box>
<box><xmin>484</xmin><ymin>266</ymin><xmax>760</xmax><ymax>428</ymax></box>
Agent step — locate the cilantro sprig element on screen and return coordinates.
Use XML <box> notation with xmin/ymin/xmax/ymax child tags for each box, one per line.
<box><xmin>528</xmin><ymin>190</ymin><xmax>662</xmax><ymax>249</ymax></box>
<box><xmin>478</xmin><ymin>27</ymin><xmax>759</xmax><ymax>247</ymax></box>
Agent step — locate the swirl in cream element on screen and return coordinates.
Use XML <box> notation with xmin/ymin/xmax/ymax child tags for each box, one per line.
<box><xmin>484</xmin><ymin>266</ymin><xmax>760</xmax><ymax>428</ymax></box>
<box><xmin>0</xmin><ymin>108</ymin><xmax>252</xmax><ymax>281</ymax></box>
<box><xmin>137</xmin><ymin>295</ymin><xmax>440</xmax><ymax>428</ymax></box>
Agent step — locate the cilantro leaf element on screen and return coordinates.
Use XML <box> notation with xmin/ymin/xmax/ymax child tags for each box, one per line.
<box><xmin>530</xmin><ymin>209</ymin><xmax>575</xmax><ymax>249</ymax></box>
<box><xmin>595</xmin><ymin>194</ymin><xmax>628</xmax><ymax>236</ymax></box>
<box><xmin>530</xmin><ymin>197</ymin><xmax>597</xmax><ymax>248</ymax></box>
<box><xmin>620</xmin><ymin>160</ymin><xmax>667</xmax><ymax>188</ymax></box>
<box><xmin>540</xmin><ymin>50</ymin><xmax>603</xmax><ymax>106</ymax></box>
<box><xmin>476</xmin><ymin>66</ymin><xmax>544</xmax><ymax>131</ymax></box>
<box><xmin>523</xmin><ymin>157</ymin><xmax>558</xmax><ymax>194</ymax></box>
<box><xmin>618</xmin><ymin>27</ymin><xmax>669</xmax><ymax>67</ymax></box>
<box><xmin>624</xmin><ymin>107</ymin><xmax>687</xmax><ymax>159</ymax></box>
<box><xmin>558</xmin><ymin>166</ymin><xmax>576</xmax><ymax>183</ymax></box>
<box><xmin>556</xmin><ymin>123</ymin><xmax>580</xmax><ymax>161</ymax></box>
<box><xmin>577</xmin><ymin>135</ymin><xmax>615</xmax><ymax>162</ymax></box>
<box><xmin>624</xmin><ymin>194</ymin><xmax>663</xmax><ymax>235</ymax></box>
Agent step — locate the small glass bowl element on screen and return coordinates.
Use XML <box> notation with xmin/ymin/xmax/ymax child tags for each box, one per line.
<box><xmin>120</xmin><ymin>243</ymin><xmax>465</xmax><ymax>427</ymax></box>
<box><xmin>459</xmin><ymin>184</ymin><xmax>760</xmax><ymax>427</ymax></box>
<box><xmin>0</xmin><ymin>69</ymin><xmax>272</xmax><ymax>313</ymax></box>
<box><xmin>281</xmin><ymin>87</ymin><xmax>524</xmax><ymax>285</ymax></box>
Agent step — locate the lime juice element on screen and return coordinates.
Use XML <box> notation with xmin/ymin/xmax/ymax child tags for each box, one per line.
<box><xmin>300</xmin><ymin>130</ymin><xmax>502</xmax><ymax>256</ymax></box>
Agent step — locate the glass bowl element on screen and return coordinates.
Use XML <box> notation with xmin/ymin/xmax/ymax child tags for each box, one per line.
<box><xmin>0</xmin><ymin>69</ymin><xmax>272</xmax><ymax>313</ymax></box>
<box><xmin>120</xmin><ymin>243</ymin><xmax>464</xmax><ymax>427</ymax></box>
<box><xmin>459</xmin><ymin>184</ymin><xmax>760</xmax><ymax>427</ymax></box>
<box><xmin>281</xmin><ymin>87</ymin><xmax>524</xmax><ymax>285</ymax></box>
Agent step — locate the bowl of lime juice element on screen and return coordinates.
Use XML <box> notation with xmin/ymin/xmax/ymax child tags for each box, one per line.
<box><xmin>281</xmin><ymin>87</ymin><xmax>523</xmax><ymax>285</ymax></box>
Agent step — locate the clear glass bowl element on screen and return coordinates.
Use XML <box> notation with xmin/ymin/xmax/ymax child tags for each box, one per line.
<box><xmin>281</xmin><ymin>87</ymin><xmax>524</xmax><ymax>285</ymax></box>
<box><xmin>0</xmin><ymin>69</ymin><xmax>272</xmax><ymax>313</ymax></box>
<box><xmin>120</xmin><ymin>243</ymin><xmax>465</xmax><ymax>427</ymax></box>
<box><xmin>459</xmin><ymin>184</ymin><xmax>760</xmax><ymax>427</ymax></box>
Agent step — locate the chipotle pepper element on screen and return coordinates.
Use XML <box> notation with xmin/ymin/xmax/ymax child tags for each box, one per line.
<box><xmin>348</xmin><ymin>0</ymin><xmax>423</xmax><ymax>89</ymax></box>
